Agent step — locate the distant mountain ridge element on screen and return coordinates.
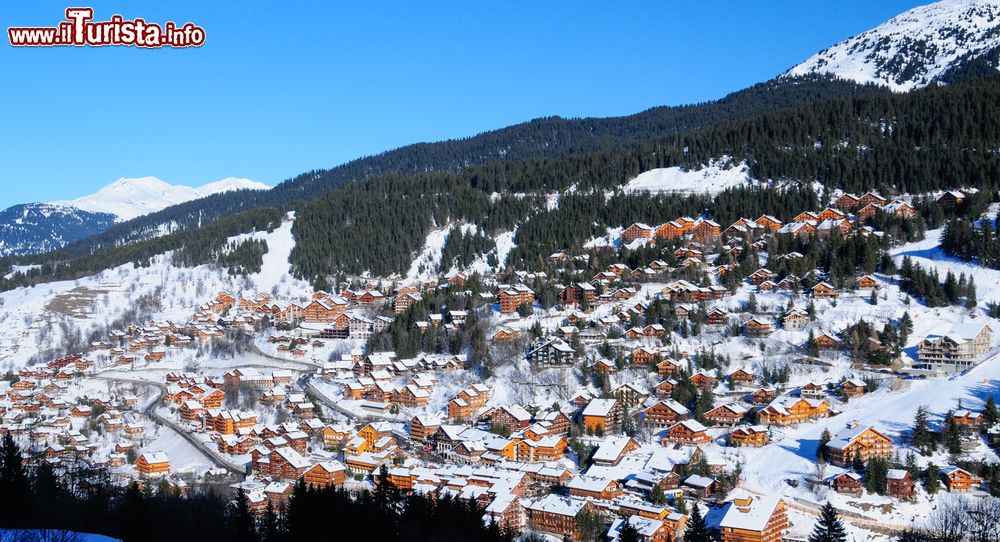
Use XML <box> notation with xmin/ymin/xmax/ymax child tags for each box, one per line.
<box><xmin>786</xmin><ymin>0</ymin><xmax>1000</xmax><ymax>91</ymax></box>
<box><xmin>0</xmin><ymin>177</ymin><xmax>269</xmax><ymax>257</ymax></box>
<box><xmin>0</xmin><ymin>204</ymin><xmax>116</xmax><ymax>258</ymax></box>
<box><xmin>50</xmin><ymin>176</ymin><xmax>270</xmax><ymax>221</ymax></box>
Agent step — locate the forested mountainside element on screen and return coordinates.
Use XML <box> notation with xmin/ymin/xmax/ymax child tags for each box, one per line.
<box><xmin>287</xmin><ymin>74</ymin><xmax>1000</xmax><ymax>285</ymax></box>
<box><xmin>0</xmin><ymin>204</ymin><xmax>116</xmax><ymax>257</ymax></box>
<box><xmin>3</xmin><ymin>74</ymin><xmax>1000</xmax><ymax>291</ymax></box>
<box><xmin>18</xmin><ymin>75</ymin><xmax>882</xmax><ymax>261</ymax></box>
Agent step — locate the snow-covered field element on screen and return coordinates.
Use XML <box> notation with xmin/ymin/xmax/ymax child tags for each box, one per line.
<box><xmin>622</xmin><ymin>157</ymin><xmax>753</xmax><ymax>195</ymax></box>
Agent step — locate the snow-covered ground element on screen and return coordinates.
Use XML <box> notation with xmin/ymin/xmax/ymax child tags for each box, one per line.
<box><xmin>0</xmin><ymin>216</ymin><xmax>308</xmax><ymax>369</ymax></box>
<box><xmin>786</xmin><ymin>0</ymin><xmax>1000</xmax><ymax>91</ymax></box>
<box><xmin>622</xmin><ymin>157</ymin><xmax>753</xmax><ymax>195</ymax></box>
<box><xmin>892</xmin><ymin>226</ymin><xmax>1000</xmax><ymax>304</ymax></box>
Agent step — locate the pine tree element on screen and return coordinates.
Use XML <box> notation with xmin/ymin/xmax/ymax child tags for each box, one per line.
<box><xmin>0</xmin><ymin>432</ymin><xmax>28</xmax><ymax>527</ymax></box>
<box><xmin>229</xmin><ymin>489</ymin><xmax>256</xmax><ymax>542</ymax></box>
<box><xmin>674</xmin><ymin>495</ymin><xmax>688</xmax><ymax>514</ymax></box>
<box><xmin>618</xmin><ymin>518</ymin><xmax>642</xmax><ymax>542</ymax></box>
<box><xmin>864</xmin><ymin>457</ymin><xmax>888</xmax><ymax>495</ymax></box>
<box><xmin>807</xmin><ymin>330</ymin><xmax>819</xmax><ymax>357</ymax></box>
<box><xmin>684</xmin><ymin>504</ymin><xmax>709</xmax><ymax>542</ymax></box>
<box><xmin>911</xmin><ymin>406</ymin><xmax>935</xmax><ymax>454</ymax></box>
<box><xmin>905</xmin><ymin>452</ymin><xmax>919</xmax><ymax>479</ymax></box>
<box><xmin>648</xmin><ymin>483</ymin><xmax>667</xmax><ymax>505</ymax></box>
<box><xmin>260</xmin><ymin>500</ymin><xmax>280</xmax><ymax>542</ymax></box>
<box><xmin>899</xmin><ymin>312</ymin><xmax>913</xmax><ymax>345</ymax></box>
<box><xmin>985</xmin><ymin>396</ymin><xmax>998</xmax><ymax>428</ymax></box>
<box><xmin>816</xmin><ymin>429</ymin><xmax>831</xmax><ymax>464</ymax></box>
<box><xmin>808</xmin><ymin>502</ymin><xmax>847</xmax><ymax>542</ymax></box>
<box><xmin>851</xmin><ymin>449</ymin><xmax>865</xmax><ymax>472</ymax></box>
<box><xmin>925</xmin><ymin>463</ymin><xmax>940</xmax><ymax>494</ymax></box>
<box><xmin>943</xmin><ymin>411</ymin><xmax>962</xmax><ymax>455</ymax></box>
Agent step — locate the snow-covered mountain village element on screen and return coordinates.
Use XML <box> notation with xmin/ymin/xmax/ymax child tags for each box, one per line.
<box><xmin>4</xmin><ymin>180</ymin><xmax>1000</xmax><ymax>542</ymax></box>
<box><xmin>7</xmin><ymin>1</ymin><xmax>1000</xmax><ymax>542</ymax></box>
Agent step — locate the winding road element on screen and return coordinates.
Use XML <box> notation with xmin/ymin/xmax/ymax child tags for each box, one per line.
<box><xmin>94</xmin><ymin>375</ymin><xmax>245</xmax><ymax>475</ymax></box>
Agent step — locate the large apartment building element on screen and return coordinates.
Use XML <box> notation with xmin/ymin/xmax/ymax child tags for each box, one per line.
<box><xmin>917</xmin><ymin>322</ymin><xmax>993</xmax><ymax>373</ymax></box>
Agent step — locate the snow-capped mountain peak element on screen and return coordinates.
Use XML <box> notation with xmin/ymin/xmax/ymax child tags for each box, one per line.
<box><xmin>786</xmin><ymin>0</ymin><xmax>1000</xmax><ymax>91</ymax></box>
<box><xmin>50</xmin><ymin>176</ymin><xmax>270</xmax><ymax>221</ymax></box>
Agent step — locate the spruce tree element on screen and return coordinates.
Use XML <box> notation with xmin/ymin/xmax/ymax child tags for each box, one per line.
<box><xmin>0</xmin><ymin>432</ymin><xmax>28</xmax><ymax>527</ymax></box>
<box><xmin>943</xmin><ymin>411</ymin><xmax>962</xmax><ymax>455</ymax></box>
<box><xmin>925</xmin><ymin>463</ymin><xmax>940</xmax><ymax>494</ymax></box>
<box><xmin>808</xmin><ymin>502</ymin><xmax>847</xmax><ymax>542</ymax></box>
<box><xmin>851</xmin><ymin>449</ymin><xmax>865</xmax><ymax>472</ymax></box>
<box><xmin>648</xmin><ymin>483</ymin><xmax>667</xmax><ymax>505</ymax></box>
<box><xmin>618</xmin><ymin>518</ymin><xmax>642</xmax><ymax>542</ymax></box>
<box><xmin>985</xmin><ymin>396</ymin><xmax>998</xmax><ymax>428</ymax></box>
<box><xmin>911</xmin><ymin>406</ymin><xmax>934</xmax><ymax>454</ymax></box>
<box><xmin>816</xmin><ymin>429</ymin><xmax>831</xmax><ymax>464</ymax></box>
<box><xmin>684</xmin><ymin>504</ymin><xmax>709</xmax><ymax>542</ymax></box>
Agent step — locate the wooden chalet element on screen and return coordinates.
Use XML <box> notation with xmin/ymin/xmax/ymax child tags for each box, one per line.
<box><xmin>750</xmin><ymin>387</ymin><xmax>778</xmax><ymax>406</ymax></box>
<box><xmin>729</xmin><ymin>368</ymin><xmax>756</xmax><ymax>387</ymax></box>
<box><xmin>833</xmin><ymin>193</ymin><xmax>860</xmax><ymax>211</ymax></box>
<box><xmin>827</xmin><ymin>424</ymin><xmax>893</xmax><ymax>466</ymax></box>
<box><xmin>941</xmin><ymin>466</ymin><xmax>982</xmax><ymax>492</ymax></box>
<box><xmin>662</xmin><ymin>420</ymin><xmax>711</xmax><ymax>445</ymax></box>
<box><xmin>814</xmin><ymin>333</ymin><xmax>841</xmax><ymax>349</ymax></box>
<box><xmin>811</xmin><ymin>282</ymin><xmax>838</xmax><ymax>299</ymax></box>
<box><xmin>497</xmin><ymin>284</ymin><xmax>535</xmax><ymax>313</ymax></box>
<box><xmin>582</xmin><ymin>399</ymin><xmax>620</xmax><ymax>433</ymax></box>
<box><xmin>642</xmin><ymin>399</ymin><xmax>689</xmax><ymax>428</ymax></box>
<box><xmin>728</xmin><ymin>425</ymin><xmax>769</xmax><ymax>447</ymax></box>
<box><xmin>704</xmin><ymin>403</ymin><xmax>748</xmax><ymax>426</ymax></box>
<box><xmin>135</xmin><ymin>451</ymin><xmax>169</xmax><ymax>475</ymax></box>
<box><xmin>622</xmin><ymin>223</ymin><xmax>656</xmax><ymax>243</ymax></box>
<box><xmin>887</xmin><ymin>469</ymin><xmax>916</xmax><ymax>500</ymax></box>
<box><xmin>828</xmin><ymin>472</ymin><xmax>863</xmax><ymax>496</ymax></box>
<box><xmin>707</xmin><ymin>308</ymin><xmax>730</xmax><ymax>326</ymax></box>
<box><xmin>745</xmin><ymin>318</ymin><xmax>773</xmax><ymax>337</ymax></box>
<box><xmin>756</xmin><ymin>215</ymin><xmax>782</xmax><ymax>231</ymax></box>
<box><xmin>705</xmin><ymin>491</ymin><xmax>788</xmax><ymax>542</ymax></box>
<box><xmin>758</xmin><ymin>398</ymin><xmax>829</xmax><ymax>427</ymax></box>
<box><xmin>840</xmin><ymin>378</ymin><xmax>866</xmax><ymax>398</ymax></box>
<box><xmin>525</xmin><ymin>495</ymin><xmax>593</xmax><ymax>540</ymax></box>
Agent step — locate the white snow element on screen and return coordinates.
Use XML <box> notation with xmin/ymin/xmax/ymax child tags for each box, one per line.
<box><xmin>786</xmin><ymin>0</ymin><xmax>1000</xmax><ymax>91</ymax></box>
<box><xmin>892</xmin><ymin>226</ymin><xmax>1000</xmax><ymax>304</ymax></box>
<box><xmin>0</xmin><ymin>216</ymin><xmax>306</xmax><ymax>368</ymax></box>
<box><xmin>622</xmin><ymin>157</ymin><xmax>753</xmax><ymax>195</ymax></box>
<box><xmin>405</xmin><ymin>225</ymin><xmax>453</xmax><ymax>282</ymax></box>
<box><xmin>50</xmin><ymin>176</ymin><xmax>270</xmax><ymax>221</ymax></box>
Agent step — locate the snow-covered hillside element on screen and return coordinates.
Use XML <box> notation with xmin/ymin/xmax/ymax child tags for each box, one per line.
<box><xmin>622</xmin><ymin>158</ymin><xmax>753</xmax><ymax>195</ymax></box>
<box><xmin>0</xmin><ymin>177</ymin><xmax>270</xmax><ymax>257</ymax></box>
<box><xmin>786</xmin><ymin>0</ymin><xmax>1000</xmax><ymax>91</ymax></box>
<box><xmin>0</xmin><ymin>203</ymin><xmax>116</xmax><ymax>257</ymax></box>
<box><xmin>51</xmin><ymin>176</ymin><xmax>270</xmax><ymax>221</ymax></box>
<box><xmin>0</xmin><ymin>215</ymin><xmax>308</xmax><ymax>368</ymax></box>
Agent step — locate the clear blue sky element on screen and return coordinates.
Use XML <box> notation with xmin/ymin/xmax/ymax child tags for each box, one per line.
<box><xmin>0</xmin><ymin>1</ymin><xmax>926</xmax><ymax>208</ymax></box>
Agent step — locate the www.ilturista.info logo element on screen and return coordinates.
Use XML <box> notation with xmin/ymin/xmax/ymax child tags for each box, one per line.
<box><xmin>8</xmin><ymin>8</ymin><xmax>205</xmax><ymax>48</ymax></box>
